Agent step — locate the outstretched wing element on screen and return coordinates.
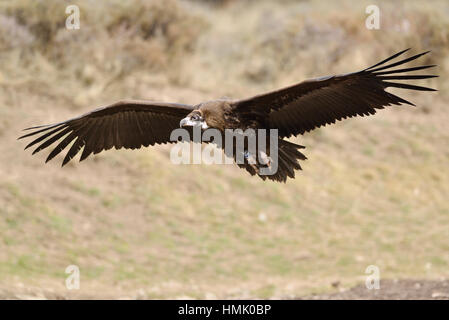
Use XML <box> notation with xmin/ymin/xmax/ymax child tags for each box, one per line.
<box><xmin>232</xmin><ymin>49</ymin><xmax>438</xmax><ymax>138</ymax></box>
<box><xmin>19</xmin><ymin>100</ymin><xmax>193</xmax><ymax>165</ymax></box>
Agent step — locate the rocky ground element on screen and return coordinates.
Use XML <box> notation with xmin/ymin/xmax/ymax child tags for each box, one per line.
<box><xmin>1</xmin><ymin>279</ymin><xmax>448</xmax><ymax>300</ymax></box>
<box><xmin>303</xmin><ymin>279</ymin><xmax>449</xmax><ymax>300</ymax></box>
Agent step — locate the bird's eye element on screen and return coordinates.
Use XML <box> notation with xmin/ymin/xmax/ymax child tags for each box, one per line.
<box><xmin>191</xmin><ymin>114</ymin><xmax>200</xmax><ymax>121</ymax></box>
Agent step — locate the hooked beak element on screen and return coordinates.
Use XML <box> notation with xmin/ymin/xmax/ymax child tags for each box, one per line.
<box><xmin>179</xmin><ymin>117</ymin><xmax>209</xmax><ymax>129</ymax></box>
<box><xmin>179</xmin><ymin>117</ymin><xmax>189</xmax><ymax>128</ymax></box>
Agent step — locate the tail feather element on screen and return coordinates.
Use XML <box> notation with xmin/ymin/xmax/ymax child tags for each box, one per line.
<box><xmin>236</xmin><ymin>139</ymin><xmax>307</xmax><ymax>182</ymax></box>
<box><xmin>264</xmin><ymin>140</ymin><xmax>307</xmax><ymax>183</ymax></box>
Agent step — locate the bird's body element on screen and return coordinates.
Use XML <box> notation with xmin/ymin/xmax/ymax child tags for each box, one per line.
<box><xmin>20</xmin><ymin>49</ymin><xmax>437</xmax><ymax>182</ymax></box>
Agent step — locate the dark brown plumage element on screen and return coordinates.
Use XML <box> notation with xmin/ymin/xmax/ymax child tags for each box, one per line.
<box><xmin>19</xmin><ymin>49</ymin><xmax>437</xmax><ymax>182</ymax></box>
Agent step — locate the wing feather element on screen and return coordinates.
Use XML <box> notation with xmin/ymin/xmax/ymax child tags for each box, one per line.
<box><xmin>45</xmin><ymin>120</ymin><xmax>93</xmax><ymax>162</ymax></box>
<box><xmin>24</xmin><ymin>125</ymin><xmax>68</xmax><ymax>150</ymax></box>
<box><xmin>19</xmin><ymin>100</ymin><xmax>193</xmax><ymax>165</ymax></box>
<box><xmin>232</xmin><ymin>50</ymin><xmax>437</xmax><ymax>137</ymax></box>
<box><xmin>32</xmin><ymin>127</ymin><xmax>72</xmax><ymax>155</ymax></box>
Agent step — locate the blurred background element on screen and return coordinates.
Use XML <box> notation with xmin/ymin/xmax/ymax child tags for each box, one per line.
<box><xmin>0</xmin><ymin>0</ymin><xmax>448</xmax><ymax>299</ymax></box>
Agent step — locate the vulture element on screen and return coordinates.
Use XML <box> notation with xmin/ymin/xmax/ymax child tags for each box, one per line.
<box><xmin>19</xmin><ymin>49</ymin><xmax>437</xmax><ymax>182</ymax></box>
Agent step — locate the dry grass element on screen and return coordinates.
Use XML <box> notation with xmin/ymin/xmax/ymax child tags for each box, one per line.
<box><xmin>0</xmin><ymin>0</ymin><xmax>448</xmax><ymax>299</ymax></box>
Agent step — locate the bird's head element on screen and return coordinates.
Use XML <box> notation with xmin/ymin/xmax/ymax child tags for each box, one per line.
<box><xmin>180</xmin><ymin>110</ymin><xmax>209</xmax><ymax>130</ymax></box>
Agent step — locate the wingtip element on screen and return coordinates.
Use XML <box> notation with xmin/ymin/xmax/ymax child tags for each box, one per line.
<box><xmin>31</xmin><ymin>147</ymin><xmax>41</xmax><ymax>155</ymax></box>
<box><xmin>364</xmin><ymin>48</ymin><xmax>413</xmax><ymax>72</ymax></box>
<box><xmin>18</xmin><ymin>132</ymin><xmax>31</xmax><ymax>140</ymax></box>
<box><xmin>368</xmin><ymin>49</ymin><xmax>435</xmax><ymax>74</ymax></box>
<box><xmin>396</xmin><ymin>48</ymin><xmax>412</xmax><ymax>55</ymax></box>
<box><xmin>23</xmin><ymin>124</ymin><xmax>49</xmax><ymax>131</ymax></box>
<box><xmin>62</xmin><ymin>155</ymin><xmax>72</xmax><ymax>167</ymax></box>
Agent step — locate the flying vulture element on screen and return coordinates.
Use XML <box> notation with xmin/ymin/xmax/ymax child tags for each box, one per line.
<box><xmin>19</xmin><ymin>49</ymin><xmax>437</xmax><ymax>182</ymax></box>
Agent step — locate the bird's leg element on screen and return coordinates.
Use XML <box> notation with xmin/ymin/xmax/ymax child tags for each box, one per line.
<box><xmin>241</xmin><ymin>150</ymin><xmax>259</xmax><ymax>173</ymax></box>
<box><xmin>243</xmin><ymin>150</ymin><xmax>257</xmax><ymax>163</ymax></box>
<box><xmin>258</xmin><ymin>150</ymin><xmax>272</xmax><ymax>169</ymax></box>
<box><xmin>242</xmin><ymin>150</ymin><xmax>272</xmax><ymax>174</ymax></box>
<box><xmin>256</xmin><ymin>133</ymin><xmax>273</xmax><ymax>169</ymax></box>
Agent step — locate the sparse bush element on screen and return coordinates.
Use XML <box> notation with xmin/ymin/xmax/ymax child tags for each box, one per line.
<box><xmin>0</xmin><ymin>0</ymin><xmax>446</xmax><ymax>102</ymax></box>
<box><xmin>0</xmin><ymin>14</ymin><xmax>35</xmax><ymax>50</ymax></box>
<box><xmin>0</xmin><ymin>0</ymin><xmax>206</xmax><ymax>104</ymax></box>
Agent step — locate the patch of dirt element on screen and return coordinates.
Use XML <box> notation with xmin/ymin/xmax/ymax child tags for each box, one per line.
<box><xmin>303</xmin><ymin>279</ymin><xmax>449</xmax><ymax>300</ymax></box>
<box><xmin>1</xmin><ymin>279</ymin><xmax>449</xmax><ymax>300</ymax></box>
